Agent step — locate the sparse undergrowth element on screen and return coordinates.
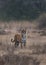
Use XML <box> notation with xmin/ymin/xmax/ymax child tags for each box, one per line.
<box><xmin>29</xmin><ymin>44</ymin><xmax>46</xmax><ymax>54</ymax></box>
<box><xmin>0</xmin><ymin>54</ymin><xmax>40</xmax><ymax>65</ymax></box>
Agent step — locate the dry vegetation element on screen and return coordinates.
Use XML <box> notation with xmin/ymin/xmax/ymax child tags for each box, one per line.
<box><xmin>0</xmin><ymin>21</ymin><xmax>46</xmax><ymax>65</ymax></box>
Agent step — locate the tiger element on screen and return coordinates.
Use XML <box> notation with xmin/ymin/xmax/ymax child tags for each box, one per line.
<box><xmin>11</xmin><ymin>29</ymin><xmax>26</xmax><ymax>48</ymax></box>
<box><xmin>11</xmin><ymin>34</ymin><xmax>22</xmax><ymax>48</ymax></box>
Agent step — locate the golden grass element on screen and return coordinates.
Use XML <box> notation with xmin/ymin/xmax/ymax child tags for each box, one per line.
<box><xmin>0</xmin><ymin>22</ymin><xmax>46</xmax><ymax>65</ymax></box>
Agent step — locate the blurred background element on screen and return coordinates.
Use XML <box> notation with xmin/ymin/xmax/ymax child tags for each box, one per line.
<box><xmin>0</xmin><ymin>0</ymin><xmax>46</xmax><ymax>21</ymax></box>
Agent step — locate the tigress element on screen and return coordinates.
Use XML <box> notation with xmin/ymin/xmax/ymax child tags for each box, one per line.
<box><xmin>11</xmin><ymin>34</ymin><xmax>22</xmax><ymax>48</ymax></box>
<box><xmin>11</xmin><ymin>29</ymin><xmax>26</xmax><ymax>48</ymax></box>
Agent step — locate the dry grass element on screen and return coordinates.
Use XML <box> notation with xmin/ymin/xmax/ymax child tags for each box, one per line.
<box><xmin>0</xmin><ymin>21</ymin><xmax>46</xmax><ymax>65</ymax></box>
